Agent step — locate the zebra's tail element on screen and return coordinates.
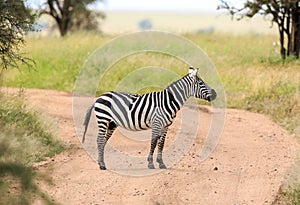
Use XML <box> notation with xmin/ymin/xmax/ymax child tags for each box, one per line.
<box><xmin>82</xmin><ymin>104</ymin><xmax>94</xmax><ymax>143</ymax></box>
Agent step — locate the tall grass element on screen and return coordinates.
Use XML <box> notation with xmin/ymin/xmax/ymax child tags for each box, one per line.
<box><xmin>4</xmin><ymin>32</ymin><xmax>298</xmax><ymax>135</ymax></box>
<box><xmin>0</xmin><ymin>92</ymin><xmax>64</xmax><ymax>204</ymax></box>
<box><xmin>2</xmin><ymin>33</ymin><xmax>111</xmax><ymax>91</ymax></box>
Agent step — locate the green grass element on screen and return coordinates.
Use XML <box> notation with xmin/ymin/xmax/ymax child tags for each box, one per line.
<box><xmin>283</xmin><ymin>186</ymin><xmax>300</xmax><ymax>205</ymax></box>
<box><xmin>3</xmin><ymin>32</ymin><xmax>299</xmax><ymax>135</ymax></box>
<box><xmin>0</xmin><ymin>92</ymin><xmax>64</xmax><ymax>204</ymax></box>
<box><xmin>2</xmin><ymin>32</ymin><xmax>111</xmax><ymax>91</ymax></box>
<box><xmin>1</xmin><ymin>32</ymin><xmax>300</xmax><ymax>203</ymax></box>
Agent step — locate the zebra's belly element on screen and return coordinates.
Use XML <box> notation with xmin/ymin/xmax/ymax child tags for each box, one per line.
<box><xmin>114</xmin><ymin>116</ymin><xmax>152</xmax><ymax>131</ymax></box>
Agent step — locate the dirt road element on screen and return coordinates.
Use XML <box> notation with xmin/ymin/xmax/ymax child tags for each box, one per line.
<box><xmin>7</xmin><ymin>88</ymin><xmax>298</xmax><ymax>205</ymax></box>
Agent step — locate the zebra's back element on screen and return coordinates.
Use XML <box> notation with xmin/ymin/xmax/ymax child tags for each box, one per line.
<box><xmin>94</xmin><ymin>91</ymin><xmax>155</xmax><ymax>130</ymax></box>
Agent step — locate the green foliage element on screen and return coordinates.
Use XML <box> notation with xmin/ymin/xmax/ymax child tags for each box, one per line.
<box><xmin>0</xmin><ymin>94</ymin><xmax>64</xmax><ymax>163</ymax></box>
<box><xmin>0</xmin><ymin>93</ymin><xmax>64</xmax><ymax>204</ymax></box>
<box><xmin>39</xmin><ymin>0</ymin><xmax>104</xmax><ymax>36</ymax></box>
<box><xmin>0</xmin><ymin>0</ymin><xmax>36</xmax><ymax>69</ymax></box>
<box><xmin>218</xmin><ymin>0</ymin><xmax>300</xmax><ymax>59</ymax></box>
<box><xmin>284</xmin><ymin>186</ymin><xmax>300</xmax><ymax>205</ymax></box>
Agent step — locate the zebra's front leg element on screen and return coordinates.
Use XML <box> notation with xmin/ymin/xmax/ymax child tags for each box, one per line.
<box><xmin>156</xmin><ymin>128</ymin><xmax>168</xmax><ymax>169</ymax></box>
<box><xmin>148</xmin><ymin>123</ymin><xmax>163</xmax><ymax>169</ymax></box>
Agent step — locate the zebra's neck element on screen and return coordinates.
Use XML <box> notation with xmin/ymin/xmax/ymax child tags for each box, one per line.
<box><xmin>165</xmin><ymin>75</ymin><xmax>192</xmax><ymax>111</ymax></box>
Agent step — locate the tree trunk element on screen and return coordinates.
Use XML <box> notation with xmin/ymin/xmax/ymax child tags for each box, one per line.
<box><xmin>59</xmin><ymin>0</ymin><xmax>72</xmax><ymax>37</ymax></box>
<box><xmin>295</xmin><ymin>25</ymin><xmax>300</xmax><ymax>59</ymax></box>
<box><xmin>58</xmin><ymin>18</ymin><xmax>69</xmax><ymax>37</ymax></box>
<box><xmin>47</xmin><ymin>0</ymin><xmax>72</xmax><ymax>37</ymax></box>
<box><xmin>286</xmin><ymin>6</ymin><xmax>291</xmax><ymax>57</ymax></box>
<box><xmin>278</xmin><ymin>19</ymin><xmax>286</xmax><ymax>59</ymax></box>
<box><xmin>294</xmin><ymin>4</ymin><xmax>300</xmax><ymax>58</ymax></box>
<box><xmin>290</xmin><ymin>1</ymin><xmax>300</xmax><ymax>59</ymax></box>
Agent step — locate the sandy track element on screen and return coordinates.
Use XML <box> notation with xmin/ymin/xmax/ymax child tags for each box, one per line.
<box><xmin>4</xmin><ymin>88</ymin><xmax>298</xmax><ymax>205</ymax></box>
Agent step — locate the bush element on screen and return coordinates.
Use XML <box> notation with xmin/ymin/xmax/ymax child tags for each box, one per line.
<box><xmin>0</xmin><ymin>93</ymin><xmax>64</xmax><ymax>204</ymax></box>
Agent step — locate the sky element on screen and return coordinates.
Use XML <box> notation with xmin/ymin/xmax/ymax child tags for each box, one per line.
<box><xmin>28</xmin><ymin>0</ymin><xmax>221</xmax><ymax>12</ymax></box>
<box><xmin>98</xmin><ymin>0</ymin><xmax>220</xmax><ymax>11</ymax></box>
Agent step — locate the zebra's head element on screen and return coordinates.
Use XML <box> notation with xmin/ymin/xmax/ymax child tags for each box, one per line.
<box><xmin>189</xmin><ymin>67</ymin><xmax>217</xmax><ymax>102</ymax></box>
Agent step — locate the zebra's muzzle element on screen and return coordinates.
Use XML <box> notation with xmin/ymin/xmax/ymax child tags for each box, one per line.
<box><xmin>207</xmin><ymin>89</ymin><xmax>217</xmax><ymax>102</ymax></box>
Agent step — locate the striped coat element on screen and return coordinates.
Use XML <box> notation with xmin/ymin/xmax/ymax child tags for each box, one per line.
<box><xmin>83</xmin><ymin>67</ymin><xmax>216</xmax><ymax>170</ymax></box>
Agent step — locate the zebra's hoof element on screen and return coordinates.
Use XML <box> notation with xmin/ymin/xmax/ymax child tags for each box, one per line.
<box><xmin>148</xmin><ymin>164</ymin><xmax>155</xmax><ymax>169</ymax></box>
<box><xmin>159</xmin><ymin>164</ymin><xmax>167</xmax><ymax>169</ymax></box>
<box><xmin>99</xmin><ymin>165</ymin><xmax>107</xmax><ymax>170</ymax></box>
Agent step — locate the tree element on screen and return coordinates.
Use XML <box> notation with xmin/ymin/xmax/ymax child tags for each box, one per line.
<box><xmin>39</xmin><ymin>0</ymin><xmax>104</xmax><ymax>37</ymax></box>
<box><xmin>218</xmin><ymin>0</ymin><xmax>300</xmax><ymax>59</ymax></box>
<box><xmin>0</xmin><ymin>0</ymin><xmax>36</xmax><ymax>70</ymax></box>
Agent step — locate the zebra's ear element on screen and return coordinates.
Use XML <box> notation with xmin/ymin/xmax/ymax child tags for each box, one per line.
<box><xmin>189</xmin><ymin>66</ymin><xmax>197</xmax><ymax>77</ymax></box>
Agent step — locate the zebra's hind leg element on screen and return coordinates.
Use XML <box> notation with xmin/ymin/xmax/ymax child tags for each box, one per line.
<box><xmin>156</xmin><ymin>128</ymin><xmax>168</xmax><ymax>169</ymax></box>
<box><xmin>97</xmin><ymin>121</ymin><xmax>116</xmax><ymax>170</ymax></box>
<box><xmin>97</xmin><ymin>128</ymin><xmax>107</xmax><ymax>170</ymax></box>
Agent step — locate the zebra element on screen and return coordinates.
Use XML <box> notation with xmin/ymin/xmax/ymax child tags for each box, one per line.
<box><xmin>82</xmin><ymin>66</ymin><xmax>217</xmax><ymax>170</ymax></box>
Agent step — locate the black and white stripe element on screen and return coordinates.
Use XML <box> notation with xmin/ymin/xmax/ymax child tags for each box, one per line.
<box><xmin>82</xmin><ymin>67</ymin><xmax>217</xmax><ymax>170</ymax></box>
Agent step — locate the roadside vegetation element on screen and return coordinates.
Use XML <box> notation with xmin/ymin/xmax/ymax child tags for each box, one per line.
<box><xmin>0</xmin><ymin>91</ymin><xmax>64</xmax><ymax>204</ymax></box>
<box><xmin>1</xmin><ymin>32</ymin><xmax>299</xmax><ymax>203</ymax></box>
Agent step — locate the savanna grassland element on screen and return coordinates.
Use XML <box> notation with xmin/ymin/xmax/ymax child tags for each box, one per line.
<box><xmin>1</xmin><ymin>32</ymin><xmax>300</xmax><ymax>203</ymax></box>
<box><xmin>3</xmin><ymin>33</ymin><xmax>299</xmax><ymax>136</ymax></box>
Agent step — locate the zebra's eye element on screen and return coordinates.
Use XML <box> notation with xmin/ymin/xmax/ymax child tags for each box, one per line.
<box><xmin>198</xmin><ymin>80</ymin><xmax>204</xmax><ymax>86</ymax></box>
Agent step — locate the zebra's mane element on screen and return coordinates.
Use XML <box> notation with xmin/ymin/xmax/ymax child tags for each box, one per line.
<box><xmin>165</xmin><ymin>73</ymin><xmax>191</xmax><ymax>90</ymax></box>
<box><xmin>114</xmin><ymin>73</ymin><xmax>192</xmax><ymax>97</ymax></box>
<box><xmin>110</xmin><ymin>91</ymin><xmax>141</xmax><ymax>99</ymax></box>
